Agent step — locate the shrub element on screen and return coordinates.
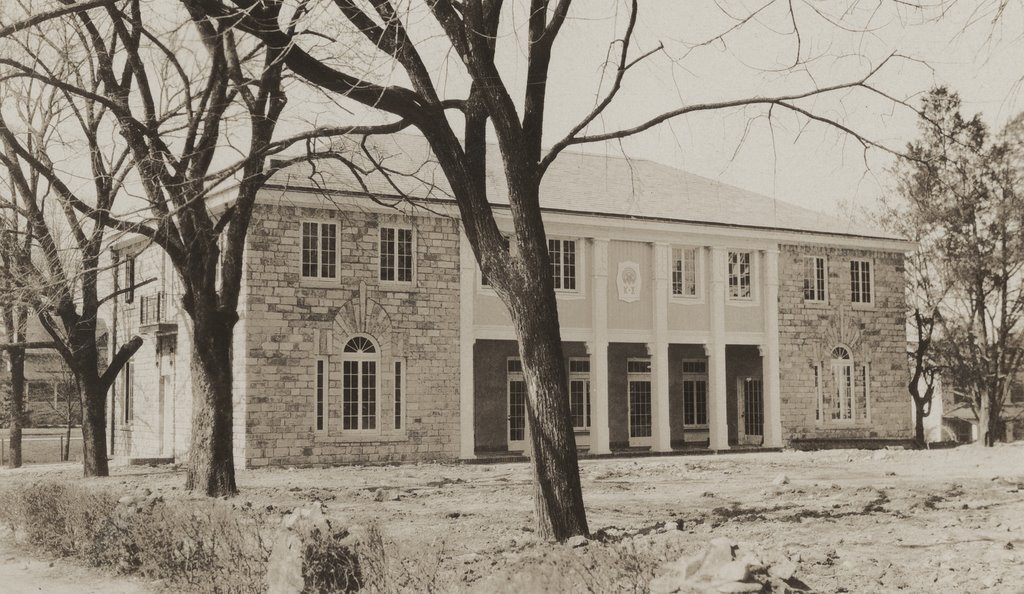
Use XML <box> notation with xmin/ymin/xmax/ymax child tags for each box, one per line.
<box><xmin>0</xmin><ymin>482</ymin><xmax>271</xmax><ymax>593</ymax></box>
<box><xmin>301</xmin><ymin>526</ymin><xmax>362</xmax><ymax>593</ymax></box>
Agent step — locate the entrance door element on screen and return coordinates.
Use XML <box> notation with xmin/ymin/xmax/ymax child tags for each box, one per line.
<box><xmin>158</xmin><ymin>340</ymin><xmax>176</xmax><ymax>457</ymax></box>
<box><xmin>738</xmin><ymin>377</ymin><xmax>764</xmax><ymax>445</ymax></box>
<box><xmin>507</xmin><ymin>359</ymin><xmax>528</xmax><ymax>451</ymax></box>
<box><xmin>627</xmin><ymin>359</ymin><xmax>652</xmax><ymax>447</ymax></box>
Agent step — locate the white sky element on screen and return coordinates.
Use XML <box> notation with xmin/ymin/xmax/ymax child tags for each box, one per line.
<box><xmin>530</xmin><ymin>0</ymin><xmax>1024</xmax><ymax>221</ymax></box>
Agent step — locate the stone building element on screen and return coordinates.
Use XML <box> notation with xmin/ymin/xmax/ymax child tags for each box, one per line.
<box><xmin>103</xmin><ymin>139</ymin><xmax>913</xmax><ymax>467</ymax></box>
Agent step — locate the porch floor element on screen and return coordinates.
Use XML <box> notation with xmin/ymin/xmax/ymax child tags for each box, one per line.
<box><xmin>466</xmin><ymin>444</ymin><xmax>781</xmax><ymax>464</ymax></box>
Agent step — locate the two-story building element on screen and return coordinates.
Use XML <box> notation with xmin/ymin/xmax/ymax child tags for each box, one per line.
<box><xmin>104</xmin><ymin>138</ymin><xmax>913</xmax><ymax>468</ymax></box>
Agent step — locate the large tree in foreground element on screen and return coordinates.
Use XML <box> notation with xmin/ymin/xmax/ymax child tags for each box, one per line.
<box><xmin>893</xmin><ymin>87</ymin><xmax>1024</xmax><ymax>446</ymax></box>
<box><xmin>178</xmin><ymin>0</ymin><xmax>917</xmax><ymax>540</ymax></box>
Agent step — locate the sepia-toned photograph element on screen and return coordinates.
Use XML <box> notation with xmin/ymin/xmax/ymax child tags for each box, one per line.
<box><xmin>1</xmin><ymin>1</ymin><xmax>1022</xmax><ymax>592</ymax></box>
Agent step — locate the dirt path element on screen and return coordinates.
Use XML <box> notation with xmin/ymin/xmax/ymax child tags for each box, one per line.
<box><xmin>0</xmin><ymin>541</ymin><xmax>152</xmax><ymax>594</ymax></box>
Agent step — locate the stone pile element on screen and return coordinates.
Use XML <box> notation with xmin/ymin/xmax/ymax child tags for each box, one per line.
<box><xmin>650</xmin><ymin>537</ymin><xmax>805</xmax><ymax>593</ymax></box>
<box><xmin>266</xmin><ymin>503</ymin><xmax>362</xmax><ymax>594</ymax></box>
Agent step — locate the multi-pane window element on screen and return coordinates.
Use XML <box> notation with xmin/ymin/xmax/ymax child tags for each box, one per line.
<box><xmin>627</xmin><ymin>359</ymin><xmax>652</xmax><ymax>439</ymax></box>
<box><xmin>672</xmin><ymin>247</ymin><xmax>699</xmax><ymax>298</ymax></box>
<box><xmin>394</xmin><ymin>360</ymin><xmax>403</xmax><ymax>430</ymax></box>
<box><xmin>315</xmin><ymin>359</ymin><xmax>326</xmax><ymax>432</ymax></box>
<box><xmin>380</xmin><ymin>227</ymin><xmax>414</xmax><ymax>283</ymax></box>
<box><xmin>507</xmin><ymin>358</ymin><xmax>527</xmax><ymax>443</ymax></box>
<box><xmin>804</xmin><ymin>256</ymin><xmax>827</xmax><ymax>302</ymax></box>
<box><xmin>850</xmin><ymin>259</ymin><xmax>872</xmax><ymax>304</ymax></box>
<box><xmin>681</xmin><ymin>359</ymin><xmax>708</xmax><ymax>426</ymax></box>
<box><xmin>568</xmin><ymin>358</ymin><xmax>591</xmax><ymax>430</ymax></box>
<box><xmin>342</xmin><ymin>337</ymin><xmax>377</xmax><ymax>431</ymax></box>
<box><xmin>742</xmin><ymin>378</ymin><xmax>764</xmax><ymax>437</ymax></box>
<box><xmin>830</xmin><ymin>346</ymin><xmax>854</xmax><ymax>421</ymax></box>
<box><xmin>301</xmin><ymin>222</ymin><xmax>337</xmax><ymax>279</ymax></box>
<box><xmin>816</xmin><ymin>346</ymin><xmax>871</xmax><ymax>424</ymax></box>
<box><xmin>728</xmin><ymin>251</ymin><xmax>752</xmax><ymax>300</ymax></box>
<box><xmin>122</xmin><ymin>360</ymin><xmax>134</xmax><ymax>424</ymax></box>
<box><xmin>548</xmin><ymin>238</ymin><xmax>577</xmax><ymax>291</ymax></box>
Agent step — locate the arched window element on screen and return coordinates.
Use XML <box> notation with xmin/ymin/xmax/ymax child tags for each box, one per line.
<box><xmin>830</xmin><ymin>345</ymin><xmax>854</xmax><ymax>421</ymax></box>
<box><xmin>342</xmin><ymin>336</ymin><xmax>378</xmax><ymax>431</ymax></box>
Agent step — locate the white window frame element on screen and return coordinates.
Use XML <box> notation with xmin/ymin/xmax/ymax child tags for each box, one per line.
<box><xmin>379</xmin><ymin>225</ymin><xmax>415</xmax><ymax>285</ymax></box>
<box><xmin>314</xmin><ymin>358</ymin><xmax>328</xmax><ymax>433</ymax></box>
<box><xmin>341</xmin><ymin>336</ymin><xmax>380</xmax><ymax>433</ymax></box>
<box><xmin>850</xmin><ymin>258</ymin><xmax>874</xmax><ymax>306</ymax></box>
<box><xmin>829</xmin><ymin>345</ymin><xmax>855</xmax><ymax>423</ymax></box>
<box><xmin>547</xmin><ymin>237</ymin><xmax>582</xmax><ymax>295</ymax></box>
<box><xmin>671</xmin><ymin>246</ymin><xmax>703</xmax><ymax>302</ymax></box>
<box><xmin>300</xmin><ymin>221</ymin><xmax>338</xmax><ymax>281</ymax></box>
<box><xmin>681</xmin><ymin>359</ymin><xmax>709</xmax><ymax>428</ymax></box>
<box><xmin>507</xmin><ymin>358</ymin><xmax>528</xmax><ymax>448</ymax></box>
<box><xmin>627</xmin><ymin>358</ymin><xmax>653</xmax><ymax>446</ymax></box>
<box><xmin>568</xmin><ymin>358</ymin><xmax>591</xmax><ymax>431</ymax></box>
<box><xmin>803</xmin><ymin>255</ymin><xmax>828</xmax><ymax>303</ymax></box>
<box><xmin>726</xmin><ymin>250</ymin><xmax>757</xmax><ymax>303</ymax></box>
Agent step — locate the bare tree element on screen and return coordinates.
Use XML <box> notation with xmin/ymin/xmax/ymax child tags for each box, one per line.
<box><xmin>168</xmin><ymin>0</ymin><xmax>922</xmax><ymax>540</ymax></box>
<box><xmin>0</xmin><ymin>12</ymin><xmax>145</xmax><ymax>476</ymax></box>
<box><xmin>1</xmin><ymin>1</ymin><xmax>366</xmax><ymax>494</ymax></box>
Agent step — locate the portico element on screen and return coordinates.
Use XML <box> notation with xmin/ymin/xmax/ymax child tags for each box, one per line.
<box><xmin>460</xmin><ymin>229</ymin><xmax>785</xmax><ymax>458</ymax></box>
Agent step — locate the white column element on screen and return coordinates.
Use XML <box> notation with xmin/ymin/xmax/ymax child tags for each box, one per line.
<box><xmin>708</xmin><ymin>246</ymin><xmax>730</xmax><ymax>450</ymax></box>
<box><xmin>652</xmin><ymin>242</ymin><xmax>672</xmax><ymax>452</ymax></box>
<box><xmin>762</xmin><ymin>249</ymin><xmax>783</xmax><ymax>448</ymax></box>
<box><xmin>458</xmin><ymin>229</ymin><xmax>476</xmax><ymax>459</ymax></box>
<box><xmin>589</xmin><ymin>239</ymin><xmax>611</xmax><ymax>454</ymax></box>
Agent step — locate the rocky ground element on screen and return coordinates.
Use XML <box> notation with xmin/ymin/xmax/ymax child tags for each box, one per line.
<box><xmin>1</xmin><ymin>443</ymin><xmax>1021</xmax><ymax>592</ymax></box>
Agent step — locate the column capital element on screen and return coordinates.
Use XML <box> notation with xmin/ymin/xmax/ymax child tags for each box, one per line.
<box><xmin>592</xmin><ymin>237</ymin><xmax>609</xmax><ymax>277</ymax></box>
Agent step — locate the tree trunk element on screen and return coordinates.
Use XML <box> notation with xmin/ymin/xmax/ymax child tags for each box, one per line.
<box><xmin>80</xmin><ymin>375</ymin><xmax>108</xmax><ymax>475</ymax></box>
<box><xmin>978</xmin><ymin>393</ymin><xmax>991</xmax><ymax>446</ymax></box>
<box><xmin>185</xmin><ymin>310</ymin><xmax>237</xmax><ymax>497</ymax></box>
<box><xmin>6</xmin><ymin>346</ymin><xmax>25</xmax><ymax>469</ymax></box>
<box><xmin>64</xmin><ymin>418</ymin><xmax>71</xmax><ymax>462</ymax></box>
<box><xmin>914</xmin><ymin>399</ymin><xmax>927</xmax><ymax>448</ymax></box>
<box><xmin>983</xmin><ymin>394</ymin><xmax>999</xmax><ymax>446</ymax></box>
<box><xmin>508</xmin><ymin>285</ymin><xmax>589</xmax><ymax>542</ymax></box>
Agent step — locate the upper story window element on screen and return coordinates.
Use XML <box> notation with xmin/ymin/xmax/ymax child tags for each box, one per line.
<box><xmin>672</xmin><ymin>247</ymin><xmax>699</xmax><ymax>299</ymax></box>
<box><xmin>548</xmin><ymin>238</ymin><xmax>578</xmax><ymax>291</ymax></box>
<box><xmin>727</xmin><ymin>251</ymin><xmax>752</xmax><ymax>300</ymax></box>
<box><xmin>380</xmin><ymin>226</ymin><xmax>414</xmax><ymax>283</ymax></box>
<box><xmin>121</xmin><ymin>255</ymin><xmax>136</xmax><ymax>304</ymax></box>
<box><xmin>850</xmin><ymin>259</ymin><xmax>872</xmax><ymax>305</ymax></box>
<box><xmin>301</xmin><ymin>222</ymin><xmax>337</xmax><ymax>279</ymax></box>
<box><xmin>803</xmin><ymin>255</ymin><xmax>827</xmax><ymax>303</ymax></box>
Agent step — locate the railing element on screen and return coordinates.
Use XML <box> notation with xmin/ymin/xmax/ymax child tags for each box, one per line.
<box><xmin>0</xmin><ymin>430</ymin><xmax>84</xmax><ymax>465</ymax></box>
<box><xmin>139</xmin><ymin>292</ymin><xmax>164</xmax><ymax>325</ymax></box>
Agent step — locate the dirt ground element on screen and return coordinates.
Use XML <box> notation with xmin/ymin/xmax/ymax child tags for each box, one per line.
<box><xmin>1</xmin><ymin>443</ymin><xmax>1022</xmax><ymax>593</ymax></box>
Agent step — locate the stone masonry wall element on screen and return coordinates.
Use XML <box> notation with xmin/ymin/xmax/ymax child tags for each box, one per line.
<box><xmin>778</xmin><ymin>244</ymin><xmax>911</xmax><ymax>441</ymax></box>
<box><xmin>242</xmin><ymin>200</ymin><xmax>461</xmax><ymax>467</ymax></box>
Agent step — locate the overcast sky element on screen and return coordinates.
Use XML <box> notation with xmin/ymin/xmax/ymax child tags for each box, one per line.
<box><xmin>520</xmin><ymin>0</ymin><xmax>1024</xmax><ymax>221</ymax></box>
